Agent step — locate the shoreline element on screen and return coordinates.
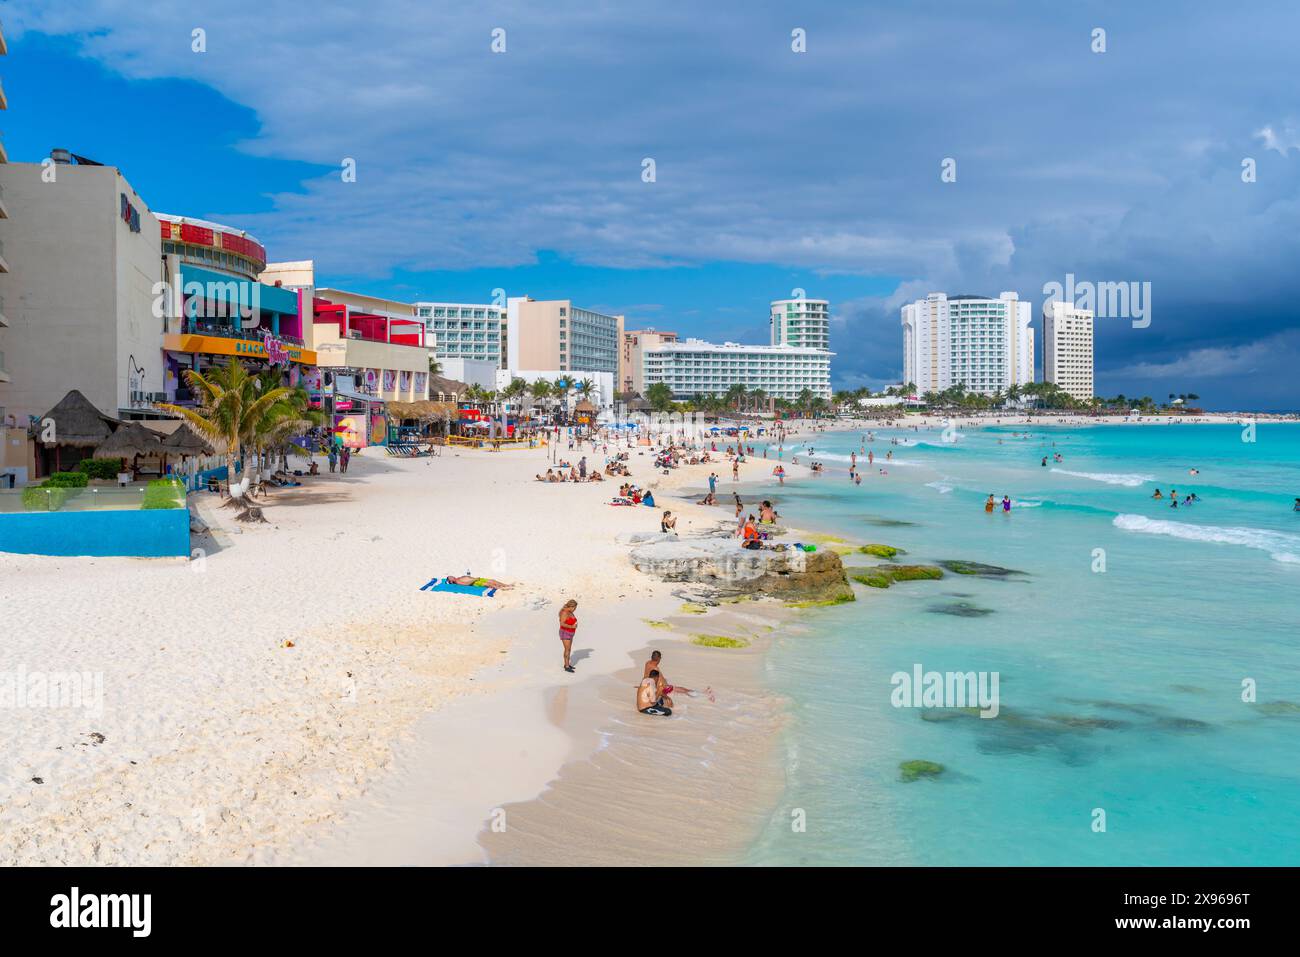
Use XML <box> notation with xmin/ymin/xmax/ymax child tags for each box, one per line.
<box><xmin>5</xmin><ymin>414</ymin><xmax>1288</xmax><ymax>865</ymax></box>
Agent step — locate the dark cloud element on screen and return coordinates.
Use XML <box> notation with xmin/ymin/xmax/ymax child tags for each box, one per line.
<box><xmin>11</xmin><ymin>0</ymin><xmax>1300</xmax><ymax>407</ymax></box>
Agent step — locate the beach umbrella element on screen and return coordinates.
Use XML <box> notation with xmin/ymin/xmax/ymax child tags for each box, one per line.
<box><xmin>94</xmin><ymin>421</ymin><xmax>167</xmax><ymax>479</ymax></box>
<box><xmin>160</xmin><ymin>423</ymin><xmax>215</xmax><ymax>457</ymax></box>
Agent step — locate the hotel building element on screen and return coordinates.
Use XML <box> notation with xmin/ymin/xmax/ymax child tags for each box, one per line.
<box><xmin>506</xmin><ymin>297</ymin><xmax>623</xmax><ymax>377</ymax></box>
<box><xmin>160</xmin><ymin>214</ymin><xmax>318</xmax><ymax>410</ymax></box>
<box><xmin>0</xmin><ymin>158</ymin><xmax>167</xmax><ymax>428</ymax></box>
<box><xmin>1042</xmin><ymin>300</ymin><xmax>1095</xmax><ymax>402</ymax></box>
<box><xmin>620</xmin><ymin>328</ymin><xmax>678</xmax><ymax>395</ymax></box>
<box><xmin>641</xmin><ymin>339</ymin><xmax>833</xmax><ymax>401</ymax></box>
<box><xmin>901</xmin><ymin>292</ymin><xmax>1034</xmax><ymax>396</ymax></box>
<box><xmin>415</xmin><ymin>301</ymin><xmax>505</xmax><ymax>367</ymax></box>
<box><xmin>770</xmin><ymin>297</ymin><xmax>831</xmax><ymax>351</ymax></box>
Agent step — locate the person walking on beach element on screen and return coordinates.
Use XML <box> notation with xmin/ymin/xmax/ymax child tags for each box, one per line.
<box><xmin>732</xmin><ymin>459</ymin><xmax>740</xmax><ymax>481</ymax></box>
<box><xmin>559</xmin><ymin>600</ymin><xmax>579</xmax><ymax>673</ymax></box>
<box><xmin>340</xmin><ymin>446</ymin><xmax>351</xmax><ymax>473</ymax></box>
<box><xmin>708</xmin><ymin>472</ymin><xmax>718</xmax><ymax>497</ymax></box>
<box><xmin>578</xmin><ymin>456</ymin><xmax>587</xmax><ymax>479</ymax></box>
<box><xmin>328</xmin><ymin>445</ymin><xmax>338</xmax><ymax>473</ymax></box>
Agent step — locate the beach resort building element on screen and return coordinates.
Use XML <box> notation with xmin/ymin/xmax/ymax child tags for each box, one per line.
<box><xmin>160</xmin><ymin>215</ymin><xmax>319</xmax><ymax>411</ymax></box>
<box><xmin>0</xmin><ymin>156</ymin><xmax>167</xmax><ymax>429</ymax></box>
<box><xmin>641</xmin><ymin>339</ymin><xmax>833</xmax><ymax>401</ymax></box>
<box><xmin>415</xmin><ymin>301</ymin><xmax>505</xmax><ymax>367</ymax></box>
<box><xmin>770</xmin><ymin>297</ymin><xmax>831</xmax><ymax>351</ymax></box>
<box><xmin>620</xmin><ymin>328</ymin><xmax>678</xmax><ymax>395</ymax></box>
<box><xmin>506</xmin><ymin>297</ymin><xmax>623</xmax><ymax>378</ymax></box>
<box><xmin>1042</xmin><ymin>300</ymin><xmax>1095</xmax><ymax>402</ymax></box>
<box><xmin>901</xmin><ymin>292</ymin><xmax>1034</xmax><ymax>396</ymax></box>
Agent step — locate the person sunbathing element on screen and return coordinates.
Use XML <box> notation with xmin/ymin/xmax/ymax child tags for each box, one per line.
<box><xmin>447</xmin><ymin>574</ymin><xmax>514</xmax><ymax>590</ymax></box>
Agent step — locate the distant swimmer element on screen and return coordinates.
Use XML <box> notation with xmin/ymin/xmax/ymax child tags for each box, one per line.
<box><xmin>1294</xmin><ymin>497</ymin><xmax>1300</xmax><ymax>512</ymax></box>
<box><xmin>1002</xmin><ymin>496</ymin><xmax>1012</xmax><ymax>513</ymax></box>
<box><xmin>1041</xmin><ymin>456</ymin><xmax>1048</xmax><ymax>467</ymax></box>
<box><xmin>985</xmin><ymin>494</ymin><xmax>995</xmax><ymax>513</ymax></box>
<box><xmin>1152</xmin><ymin>489</ymin><xmax>1163</xmax><ymax>499</ymax></box>
<box><xmin>1189</xmin><ymin>468</ymin><xmax>1200</xmax><ymax>476</ymax></box>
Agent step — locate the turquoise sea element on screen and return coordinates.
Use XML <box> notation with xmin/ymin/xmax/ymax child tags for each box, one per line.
<box><xmin>739</xmin><ymin>422</ymin><xmax>1300</xmax><ymax>865</ymax></box>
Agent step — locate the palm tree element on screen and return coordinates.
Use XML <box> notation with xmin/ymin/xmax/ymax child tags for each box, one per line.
<box><xmin>156</xmin><ymin>360</ymin><xmax>293</xmax><ymax>518</ymax></box>
<box><xmin>645</xmin><ymin>382</ymin><xmax>675</xmax><ymax>413</ymax></box>
<box><xmin>528</xmin><ymin>378</ymin><xmax>553</xmax><ymax>421</ymax></box>
<box><xmin>503</xmin><ymin>376</ymin><xmax>528</xmax><ymax>420</ymax></box>
<box><xmin>428</xmin><ymin>357</ymin><xmax>442</xmax><ymax>377</ymax></box>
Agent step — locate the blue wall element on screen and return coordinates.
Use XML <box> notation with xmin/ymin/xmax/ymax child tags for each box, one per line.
<box><xmin>0</xmin><ymin>508</ymin><xmax>191</xmax><ymax>558</ymax></box>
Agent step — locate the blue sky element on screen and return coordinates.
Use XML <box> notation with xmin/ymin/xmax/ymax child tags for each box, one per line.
<box><xmin>4</xmin><ymin>1</ymin><xmax>1300</xmax><ymax>408</ymax></box>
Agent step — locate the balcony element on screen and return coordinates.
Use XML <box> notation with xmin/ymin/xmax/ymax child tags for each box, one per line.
<box><xmin>185</xmin><ymin>318</ymin><xmax>304</xmax><ymax>348</ymax></box>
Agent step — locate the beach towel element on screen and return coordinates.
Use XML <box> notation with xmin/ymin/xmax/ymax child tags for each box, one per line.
<box><xmin>420</xmin><ymin>577</ymin><xmax>497</xmax><ymax>597</ymax></box>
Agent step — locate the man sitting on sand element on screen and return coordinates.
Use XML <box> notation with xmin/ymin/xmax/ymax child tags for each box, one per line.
<box><xmin>638</xmin><ymin>670</ymin><xmax>671</xmax><ymax>716</ymax></box>
<box><xmin>643</xmin><ymin>651</ymin><xmax>712</xmax><ymax>707</ymax></box>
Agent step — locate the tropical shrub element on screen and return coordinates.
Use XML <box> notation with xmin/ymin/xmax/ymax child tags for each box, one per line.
<box><xmin>46</xmin><ymin>471</ymin><xmax>90</xmax><ymax>488</ymax></box>
<box><xmin>76</xmin><ymin>458</ymin><xmax>123</xmax><ymax>481</ymax></box>
<box><xmin>22</xmin><ymin>483</ymin><xmax>82</xmax><ymax>511</ymax></box>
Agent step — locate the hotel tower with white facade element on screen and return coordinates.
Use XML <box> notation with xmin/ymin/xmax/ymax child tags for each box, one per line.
<box><xmin>1042</xmin><ymin>300</ymin><xmax>1095</xmax><ymax>402</ymax></box>
<box><xmin>901</xmin><ymin>292</ymin><xmax>1034</xmax><ymax>396</ymax></box>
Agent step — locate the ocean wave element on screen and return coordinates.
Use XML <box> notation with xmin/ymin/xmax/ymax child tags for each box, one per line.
<box><xmin>1051</xmin><ymin>468</ymin><xmax>1155</xmax><ymax>487</ymax></box>
<box><xmin>1113</xmin><ymin>514</ymin><xmax>1300</xmax><ymax>564</ymax></box>
<box><xmin>1014</xmin><ymin>500</ymin><xmax>1044</xmax><ymax>508</ymax></box>
<box><xmin>925</xmin><ymin>481</ymin><xmax>953</xmax><ymax>494</ymax></box>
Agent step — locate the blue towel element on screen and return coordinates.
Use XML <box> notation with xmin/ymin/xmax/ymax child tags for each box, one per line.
<box><xmin>420</xmin><ymin>577</ymin><xmax>496</xmax><ymax>597</ymax></box>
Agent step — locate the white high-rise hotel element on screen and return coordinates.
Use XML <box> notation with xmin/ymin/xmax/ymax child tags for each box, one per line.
<box><xmin>901</xmin><ymin>292</ymin><xmax>1034</xmax><ymax>396</ymax></box>
<box><xmin>1042</xmin><ymin>300</ymin><xmax>1095</xmax><ymax>401</ymax></box>
<box><xmin>640</xmin><ymin>297</ymin><xmax>833</xmax><ymax>401</ymax></box>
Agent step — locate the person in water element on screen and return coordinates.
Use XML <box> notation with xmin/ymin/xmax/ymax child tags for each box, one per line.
<box><xmin>1041</xmin><ymin>456</ymin><xmax>1048</xmax><ymax>467</ymax></box>
<box><xmin>558</xmin><ymin>599</ymin><xmax>578</xmax><ymax>673</ymax></box>
<box><xmin>1002</xmin><ymin>496</ymin><xmax>1012</xmax><ymax>513</ymax></box>
<box><xmin>985</xmin><ymin>494</ymin><xmax>995</xmax><ymax>513</ymax></box>
<box><xmin>1152</xmin><ymin>488</ymin><xmax>1163</xmax><ymax>499</ymax></box>
<box><xmin>638</xmin><ymin>670</ymin><xmax>671</xmax><ymax>716</ymax></box>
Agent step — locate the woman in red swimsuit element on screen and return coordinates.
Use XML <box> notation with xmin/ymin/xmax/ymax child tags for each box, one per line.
<box><xmin>558</xmin><ymin>600</ymin><xmax>578</xmax><ymax>673</ymax></box>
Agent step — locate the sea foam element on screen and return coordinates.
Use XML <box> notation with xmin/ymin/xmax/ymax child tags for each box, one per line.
<box><xmin>1113</xmin><ymin>514</ymin><xmax>1300</xmax><ymax>564</ymax></box>
<box><xmin>1052</xmin><ymin>468</ymin><xmax>1155</xmax><ymax>487</ymax></box>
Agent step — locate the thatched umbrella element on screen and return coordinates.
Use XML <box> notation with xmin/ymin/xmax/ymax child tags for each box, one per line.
<box><xmin>94</xmin><ymin>421</ymin><xmax>166</xmax><ymax>480</ymax></box>
<box><xmin>160</xmin><ymin>423</ymin><xmax>216</xmax><ymax>457</ymax></box>
<box><xmin>36</xmin><ymin>389</ymin><xmax>118</xmax><ymax>471</ymax></box>
<box><xmin>161</xmin><ymin>423</ymin><xmax>216</xmax><ymax>483</ymax></box>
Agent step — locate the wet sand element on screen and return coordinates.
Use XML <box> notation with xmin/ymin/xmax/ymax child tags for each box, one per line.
<box><xmin>479</xmin><ymin>606</ymin><xmax>793</xmax><ymax>866</ymax></box>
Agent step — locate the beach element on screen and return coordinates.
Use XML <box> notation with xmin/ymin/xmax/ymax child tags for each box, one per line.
<box><xmin>0</xmin><ymin>434</ymin><xmax>807</xmax><ymax>865</ymax></box>
<box><xmin>4</xmin><ymin>413</ymin><xmax>1298</xmax><ymax>867</ymax></box>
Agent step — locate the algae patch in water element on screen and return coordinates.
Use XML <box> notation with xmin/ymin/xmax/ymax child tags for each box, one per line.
<box><xmin>899</xmin><ymin>760</ymin><xmax>945</xmax><ymax>782</ymax></box>
<box><xmin>691</xmin><ymin>634</ymin><xmax>751</xmax><ymax>649</ymax></box>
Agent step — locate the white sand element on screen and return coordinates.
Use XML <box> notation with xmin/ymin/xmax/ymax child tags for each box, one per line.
<box><xmin>0</xmin><ymin>437</ymin><xmax>789</xmax><ymax>865</ymax></box>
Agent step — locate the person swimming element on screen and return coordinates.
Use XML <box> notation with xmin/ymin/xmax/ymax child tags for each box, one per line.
<box><xmin>1152</xmin><ymin>488</ymin><xmax>1163</xmax><ymax>499</ymax></box>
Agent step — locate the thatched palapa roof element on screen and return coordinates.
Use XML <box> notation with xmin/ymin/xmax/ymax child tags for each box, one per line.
<box><xmin>37</xmin><ymin>390</ymin><xmax>118</xmax><ymax>447</ymax></box>
<box><xmin>160</xmin><ymin>423</ymin><xmax>216</xmax><ymax>456</ymax></box>
<box><xmin>94</xmin><ymin>421</ymin><xmax>166</xmax><ymax>459</ymax></box>
<box><xmin>389</xmin><ymin>400</ymin><xmax>456</xmax><ymax>422</ymax></box>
